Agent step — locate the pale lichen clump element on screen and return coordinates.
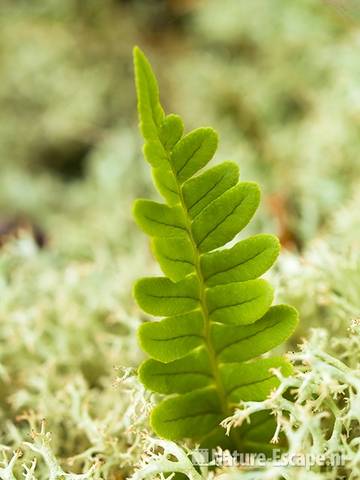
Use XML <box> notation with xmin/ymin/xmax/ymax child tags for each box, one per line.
<box><xmin>0</xmin><ymin>366</ymin><xmax>152</xmax><ymax>479</ymax></box>
<box><xmin>131</xmin><ymin>439</ymin><xmax>203</xmax><ymax>480</ymax></box>
<box><xmin>130</xmin><ymin>327</ymin><xmax>360</xmax><ymax>480</ymax></box>
<box><xmin>219</xmin><ymin>327</ymin><xmax>360</xmax><ymax>479</ymax></box>
<box><xmin>0</xmin><ymin>195</ymin><xmax>359</xmax><ymax>480</ymax></box>
<box><xmin>0</xmin><ymin>233</ymin><xmax>152</xmax><ymax>479</ymax></box>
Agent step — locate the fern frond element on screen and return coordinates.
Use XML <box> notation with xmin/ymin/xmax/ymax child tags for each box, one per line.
<box><xmin>133</xmin><ymin>46</ymin><xmax>298</xmax><ymax>451</ymax></box>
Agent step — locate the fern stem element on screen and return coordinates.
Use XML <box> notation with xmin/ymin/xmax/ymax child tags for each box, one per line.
<box><xmin>179</xmin><ymin>186</ymin><xmax>229</xmax><ymax>414</ymax></box>
<box><xmin>178</xmin><ymin>179</ymin><xmax>244</xmax><ymax>450</ymax></box>
<box><xmin>163</xmin><ymin>149</ymin><xmax>243</xmax><ymax>447</ymax></box>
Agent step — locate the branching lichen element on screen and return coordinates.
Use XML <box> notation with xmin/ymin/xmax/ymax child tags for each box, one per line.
<box><xmin>219</xmin><ymin>327</ymin><xmax>360</xmax><ymax>479</ymax></box>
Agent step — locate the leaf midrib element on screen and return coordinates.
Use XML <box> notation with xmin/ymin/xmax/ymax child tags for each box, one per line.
<box><xmin>161</xmin><ymin>144</ymin><xmax>231</xmax><ymax>424</ymax></box>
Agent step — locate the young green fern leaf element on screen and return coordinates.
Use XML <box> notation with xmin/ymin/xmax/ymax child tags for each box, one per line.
<box><xmin>133</xmin><ymin>47</ymin><xmax>298</xmax><ymax>451</ymax></box>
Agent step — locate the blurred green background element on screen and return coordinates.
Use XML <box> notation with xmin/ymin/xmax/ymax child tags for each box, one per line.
<box><xmin>0</xmin><ymin>1</ymin><xmax>359</xmax><ymax>477</ymax></box>
<box><xmin>1</xmin><ymin>0</ymin><xmax>359</xmax><ymax>254</ymax></box>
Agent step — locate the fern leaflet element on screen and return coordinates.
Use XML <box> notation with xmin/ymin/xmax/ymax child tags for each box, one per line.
<box><xmin>133</xmin><ymin>47</ymin><xmax>298</xmax><ymax>451</ymax></box>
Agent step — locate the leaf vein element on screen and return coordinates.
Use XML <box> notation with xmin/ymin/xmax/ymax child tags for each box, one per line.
<box><xmin>143</xmin><ymin>214</ymin><xmax>186</xmax><ymax>232</ymax></box>
<box><xmin>145</xmin><ymin>294</ymin><xmax>199</xmax><ymax>301</ymax></box>
<box><xmin>226</xmin><ymin>374</ymin><xmax>275</xmax><ymax>396</ymax></box>
<box><xmin>148</xmin><ymin>334</ymin><xmax>203</xmax><ymax>342</ymax></box>
<box><xmin>149</xmin><ymin>371</ymin><xmax>212</xmax><ymax>378</ymax></box>
<box><xmin>215</xmin><ymin>320</ymin><xmax>279</xmax><ymax>355</ymax></box>
<box><xmin>163</xmin><ymin>411</ymin><xmax>220</xmax><ymax>423</ymax></box>
<box><xmin>204</xmin><ymin>250</ymin><xmax>265</xmax><ymax>282</ymax></box>
<box><xmin>138</xmin><ymin>61</ymin><xmax>161</xmax><ymax>130</ymax></box>
<box><xmin>160</xmin><ymin>253</ymin><xmax>194</xmax><ymax>266</ymax></box>
<box><xmin>208</xmin><ymin>295</ymin><xmax>262</xmax><ymax>316</ymax></box>
<box><xmin>176</xmin><ymin>142</ymin><xmax>204</xmax><ymax>176</ymax></box>
<box><xmin>196</xmin><ymin>196</ymin><xmax>245</xmax><ymax>248</ymax></box>
<box><xmin>188</xmin><ymin>172</ymin><xmax>227</xmax><ymax>211</ymax></box>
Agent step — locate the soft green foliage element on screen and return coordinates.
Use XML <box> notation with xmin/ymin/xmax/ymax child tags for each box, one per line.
<box><xmin>133</xmin><ymin>47</ymin><xmax>298</xmax><ymax>448</ymax></box>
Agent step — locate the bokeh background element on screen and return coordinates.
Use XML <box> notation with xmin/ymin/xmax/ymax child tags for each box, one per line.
<box><xmin>1</xmin><ymin>0</ymin><xmax>360</xmax><ymax>249</ymax></box>
<box><xmin>0</xmin><ymin>1</ymin><xmax>359</xmax><ymax>478</ymax></box>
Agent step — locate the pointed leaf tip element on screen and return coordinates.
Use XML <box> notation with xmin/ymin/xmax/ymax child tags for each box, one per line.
<box><xmin>133</xmin><ymin>46</ymin><xmax>165</xmax><ymax>141</ymax></box>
